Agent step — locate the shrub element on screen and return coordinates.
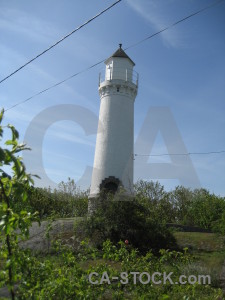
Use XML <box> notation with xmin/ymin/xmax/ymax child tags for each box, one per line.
<box><xmin>82</xmin><ymin>194</ymin><xmax>177</xmax><ymax>254</ymax></box>
<box><xmin>0</xmin><ymin>109</ymin><xmax>39</xmax><ymax>299</ymax></box>
<box><xmin>11</xmin><ymin>183</ymin><xmax>88</xmax><ymax>219</ymax></box>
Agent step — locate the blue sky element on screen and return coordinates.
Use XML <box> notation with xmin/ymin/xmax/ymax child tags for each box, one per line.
<box><xmin>1</xmin><ymin>0</ymin><xmax>225</xmax><ymax>196</ymax></box>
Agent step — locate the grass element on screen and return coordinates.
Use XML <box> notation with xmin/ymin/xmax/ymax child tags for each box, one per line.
<box><xmin>79</xmin><ymin>258</ymin><xmax>122</xmax><ymax>272</ymax></box>
<box><xmin>48</xmin><ymin>230</ymin><xmax>225</xmax><ymax>287</ymax></box>
<box><xmin>1</xmin><ymin>230</ymin><xmax>225</xmax><ymax>299</ymax></box>
<box><xmin>174</xmin><ymin>231</ymin><xmax>225</xmax><ymax>252</ymax></box>
<box><xmin>174</xmin><ymin>231</ymin><xmax>225</xmax><ymax>288</ymax></box>
<box><xmin>41</xmin><ymin>224</ymin><xmax>225</xmax><ymax>290</ymax></box>
<box><xmin>54</xmin><ymin>228</ymin><xmax>225</xmax><ymax>288</ymax></box>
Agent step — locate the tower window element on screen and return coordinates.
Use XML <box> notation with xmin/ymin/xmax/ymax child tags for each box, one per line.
<box><xmin>117</xmin><ymin>87</ymin><xmax>120</xmax><ymax>92</ymax></box>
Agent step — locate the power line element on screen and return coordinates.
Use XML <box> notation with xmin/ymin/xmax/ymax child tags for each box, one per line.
<box><xmin>125</xmin><ymin>0</ymin><xmax>224</xmax><ymax>51</ymax></box>
<box><xmin>134</xmin><ymin>150</ymin><xmax>225</xmax><ymax>157</ymax></box>
<box><xmin>5</xmin><ymin>59</ymin><xmax>105</xmax><ymax>112</ymax></box>
<box><xmin>0</xmin><ymin>0</ymin><xmax>122</xmax><ymax>85</ymax></box>
<box><xmin>4</xmin><ymin>0</ymin><xmax>224</xmax><ymax>113</ymax></box>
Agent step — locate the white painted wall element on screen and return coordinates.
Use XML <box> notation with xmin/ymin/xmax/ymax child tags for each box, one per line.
<box><xmin>89</xmin><ymin>56</ymin><xmax>138</xmax><ymax>198</ymax></box>
<box><xmin>105</xmin><ymin>57</ymin><xmax>134</xmax><ymax>82</ymax></box>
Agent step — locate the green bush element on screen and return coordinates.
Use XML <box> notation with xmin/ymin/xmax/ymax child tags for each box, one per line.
<box><xmin>11</xmin><ymin>182</ymin><xmax>88</xmax><ymax>219</ymax></box>
<box><xmin>82</xmin><ymin>194</ymin><xmax>177</xmax><ymax>254</ymax></box>
<box><xmin>16</xmin><ymin>240</ymin><xmax>223</xmax><ymax>299</ymax></box>
<box><xmin>0</xmin><ymin>108</ymin><xmax>224</xmax><ymax>299</ymax></box>
<box><xmin>0</xmin><ymin>109</ymin><xmax>39</xmax><ymax>299</ymax></box>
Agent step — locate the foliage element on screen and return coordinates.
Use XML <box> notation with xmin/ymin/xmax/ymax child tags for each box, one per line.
<box><xmin>134</xmin><ymin>181</ymin><xmax>176</xmax><ymax>224</ymax></box>
<box><xmin>0</xmin><ymin>109</ymin><xmax>39</xmax><ymax>299</ymax></box>
<box><xmin>22</xmin><ymin>179</ymin><xmax>223</xmax><ymax>231</ymax></box>
<box><xmin>0</xmin><ymin>110</ymin><xmax>224</xmax><ymax>299</ymax></box>
<box><xmin>81</xmin><ymin>193</ymin><xmax>177</xmax><ymax>254</ymax></box>
<box><xmin>134</xmin><ymin>180</ymin><xmax>166</xmax><ymax>202</ymax></box>
<box><xmin>168</xmin><ymin>186</ymin><xmax>194</xmax><ymax>224</ymax></box>
<box><xmin>14</xmin><ymin>240</ymin><xmax>224</xmax><ymax>299</ymax></box>
<box><xmin>212</xmin><ymin>210</ymin><xmax>225</xmax><ymax>234</ymax></box>
<box><xmin>173</xmin><ymin>231</ymin><xmax>225</xmax><ymax>288</ymax></box>
<box><xmin>11</xmin><ymin>178</ymin><xmax>88</xmax><ymax>219</ymax></box>
<box><xmin>189</xmin><ymin>189</ymin><xmax>225</xmax><ymax>230</ymax></box>
<box><xmin>135</xmin><ymin>180</ymin><xmax>225</xmax><ymax>233</ymax></box>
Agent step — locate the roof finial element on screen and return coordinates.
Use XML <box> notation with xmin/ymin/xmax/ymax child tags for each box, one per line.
<box><xmin>119</xmin><ymin>43</ymin><xmax>122</xmax><ymax>49</ymax></box>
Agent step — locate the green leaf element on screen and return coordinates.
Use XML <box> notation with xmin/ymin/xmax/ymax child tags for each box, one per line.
<box><xmin>160</xmin><ymin>295</ymin><xmax>170</xmax><ymax>300</ymax></box>
<box><xmin>20</xmin><ymin>210</ymin><xmax>28</xmax><ymax>216</ymax></box>
<box><xmin>4</xmin><ymin>149</ymin><xmax>25</xmax><ymax>177</ymax></box>
<box><xmin>14</xmin><ymin>146</ymin><xmax>31</xmax><ymax>153</ymax></box>
<box><xmin>31</xmin><ymin>174</ymin><xmax>41</xmax><ymax>179</ymax></box>
<box><xmin>0</xmin><ymin>148</ymin><xmax>5</xmax><ymax>161</ymax></box>
<box><xmin>5</xmin><ymin>140</ymin><xmax>17</xmax><ymax>146</ymax></box>
<box><xmin>0</xmin><ymin>203</ymin><xmax>8</xmax><ymax>211</ymax></box>
<box><xmin>6</xmin><ymin>259</ymin><xmax>11</xmax><ymax>268</ymax></box>
<box><xmin>0</xmin><ymin>176</ymin><xmax>10</xmax><ymax>184</ymax></box>
<box><xmin>22</xmin><ymin>192</ymin><xmax>28</xmax><ymax>202</ymax></box>
<box><xmin>3</xmin><ymin>149</ymin><xmax>12</xmax><ymax>164</ymax></box>
<box><xmin>0</xmin><ymin>219</ymin><xmax>5</xmax><ymax>228</ymax></box>
<box><xmin>7</xmin><ymin>124</ymin><xmax>19</xmax><ymax>141</ymax></box>
<box><xmin>0</xmin><ymin>109</ymin><xmax>4</xmax><ymax>124</ymax></box>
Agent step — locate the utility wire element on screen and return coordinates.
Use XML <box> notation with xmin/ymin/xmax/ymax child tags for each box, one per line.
<box><xmin>5</xmin><ymin>59</ymin><xmax>105</xmax><ymax>112</ymax></box>
<box><xmin>0</xmin><ymin>0</ymin><xmax>122</xmax><ymax>85</ymax></box>
<box><xmin>134</xmin><ymin>150</ymin><xmax>225</xmax><ymax>157</ymax></box>
<box><xmin>4</xmin><ymin>0</ymin><xmax>224</xmax><ymax>113</ymax></box>
<box><xmin>125</xmin><ymin>0</ymin><xmax>224</xmax><ymax>51</ymax></box>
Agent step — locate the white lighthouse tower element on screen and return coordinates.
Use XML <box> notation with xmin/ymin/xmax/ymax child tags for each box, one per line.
<box><xmin>89</xmin><ymin>45</ymin><xmax>138</xmax><ymax>204</ymax></box>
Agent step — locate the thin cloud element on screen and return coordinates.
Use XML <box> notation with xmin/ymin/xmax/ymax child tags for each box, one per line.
<box><xmin>0</xmin><ymin>8</ymin><xmax>60</xmax><ymax>44</ymax></box>
<box><xmin>0</xmin><ymin>45</ymin><xmax>96</xmax><ymax>114</ymax></box>
<box><xmin>50</xmin><ymin>130</ymin><xmax>95</xmax><ymax>147</ymax></box>
<box><xmin>126</xmin><ymin>0</ymin><xmax>182</xmax><ymax>48</ymax></box>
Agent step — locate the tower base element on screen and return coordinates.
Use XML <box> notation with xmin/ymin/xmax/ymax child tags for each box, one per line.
<box><xmin>88</xmin><ymin>190</ymin><xmax>135</xmax><ymax>215</ymax></box>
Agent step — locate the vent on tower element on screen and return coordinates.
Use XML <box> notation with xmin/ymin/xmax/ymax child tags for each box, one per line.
<box><xmin>99</xmin><ymin>176</ymin><xmax>121</xmax><ymax>194</ymax></box>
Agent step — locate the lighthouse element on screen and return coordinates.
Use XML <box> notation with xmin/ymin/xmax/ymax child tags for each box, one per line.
<box><xmin>89</xmin><ymin>45</ymin><xmax>138</xmax><ymax>206</ymax></box>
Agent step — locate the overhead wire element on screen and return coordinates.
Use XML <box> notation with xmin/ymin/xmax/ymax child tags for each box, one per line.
<box><xmin>134</xmin><ymin>150</ymin><xmax>225</xmax><ymax>157</ymax></box>
<box><xmin>5</xmin><ymin>59</ymin><xmax>105</xmax><ymax>112</ymax></box>
<box><xmin>0</xmin><ymin>0</ymin><xmax>122</xmax><ymax>84</ymax></box>
<box><xmin>4</xmin><ymin>0</ymin><xmax>225</xmax><ymax>113</ymax></box>
<box><xmin>125</xmin><ymin>0</ymin><xmax>224</xmax><ymax>51</ymax></box>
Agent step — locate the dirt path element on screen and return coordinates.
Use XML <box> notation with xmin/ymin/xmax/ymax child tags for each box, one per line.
<box><xmin>19</xmin><ymin>218</ymin><xmax>77</xmax><ymax>251</ymax></box>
